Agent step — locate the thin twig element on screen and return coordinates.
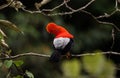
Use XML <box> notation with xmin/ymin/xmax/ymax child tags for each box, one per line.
<box><xmin>96</xmin><ymin>0</ymin><xmax>120</xmax><ymax>19</ymax></box>
<box><xmin>111</xmin><ymin>28</ymin><xmax>115</xmax><ymax>49</ymax></box>
<box><xmin>79</xmin><ymin>10</ymin><xmax>120</xmax><ymax>32</ymax></box>
<box><xmin>35</xmin><ymin>0</ymin><xmax>51</xmax><ymax>10</ymax></box>
<box><xmin>64</xmin><ymin>0</ymin><xmax>76</xmax><ymax>11</ymax></box>
<box><xmin>0</xmin><ymin>52</ymin><xmax>50</xmax><ymax>60</ymax></box>
<box><xmin>97</xmin><ymin>21</ymin><xmax>120</xmax><ymax>32</ymax></box>
<box><xmin>46</xmin><ymin>0</ymin><xmax>95</xmax><ymax>16</ymax></box>
<box><xmin>71</xmin><ymin>51</ymin><xmax>120</xmax><ymax>57</ymax></box>
<box><xmin>41</xmin><ymin>0</ymin><xmax>69</xmax><ymax>12</ymax></box>
<box><xmin>115</xmin><ymin>0</ymin><xmax>118</xmax><ymax>10</ymax></box>
<box><xmin>0</xmin><ymin>0</ymin><xmax>14</xmax><ymax>10</ymax></box>
<box><xmin>96</xmin><ymin>8</ymin><xmax>120</xmax><ymax>19</ymax></box>
<box><xmin>21</xmin><ymin>0</ymin><xmax>68</xmax><ymax>14</ymax></box>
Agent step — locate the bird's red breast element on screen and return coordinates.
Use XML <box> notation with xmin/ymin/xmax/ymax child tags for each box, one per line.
<box><xmin>46</xmin><ymin>22</ymin><xmax>74</xmax><ymax>38</ymax></box>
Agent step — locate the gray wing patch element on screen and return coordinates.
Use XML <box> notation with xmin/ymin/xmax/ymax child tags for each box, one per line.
<box><xmin>53</xmin><ymin>37</ymin><xmax>70</xmax><ymax>49</ymax></box>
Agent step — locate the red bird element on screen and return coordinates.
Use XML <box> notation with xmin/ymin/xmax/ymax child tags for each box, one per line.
<box><xmin>46</xmin><ymin>22</ymin><xmax>74</xmax><ymax>62</ymax></box>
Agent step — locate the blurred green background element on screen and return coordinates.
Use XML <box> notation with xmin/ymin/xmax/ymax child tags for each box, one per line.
<box><xmin>0</xmin><ymin>0</ymin><xmax>120</xmax><ymax>78</ymax></box>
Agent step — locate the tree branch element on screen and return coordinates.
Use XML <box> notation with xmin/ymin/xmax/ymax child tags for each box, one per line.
<box><xmin>0</xmin><ymin>51</ymin><xmax>120</xmax><ymax>60</ymax></box>
<box><xmin>0</xmin><ymin>52</ymin><xmax>50</xmax><ymax>60</ymax></box>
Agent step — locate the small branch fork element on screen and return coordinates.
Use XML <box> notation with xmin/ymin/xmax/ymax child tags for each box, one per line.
<box><xmin>0</xmin><ymin>51</ymin><xmax>120</xmax><ymax>60</ymax></box>
<box><xmin>21</xmin><ymin>0</ymin><xmax>95</xmax><ymax>16</ymax></box>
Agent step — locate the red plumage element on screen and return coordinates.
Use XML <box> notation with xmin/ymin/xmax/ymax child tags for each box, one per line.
<box><xmin>46</xmin><ymin>22</ymin><xmax>74</xmax><ymax>38</ymax></box>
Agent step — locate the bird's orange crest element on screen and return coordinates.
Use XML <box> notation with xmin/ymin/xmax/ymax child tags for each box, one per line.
<box><xmin>46</xmin><ymin>22</ymin><xmax>59</xmax><ymax>33</ymax></box>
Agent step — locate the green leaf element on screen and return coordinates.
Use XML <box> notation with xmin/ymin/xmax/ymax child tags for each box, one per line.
<box><xmin>99</xmin><ymin>60</ymin><xmax>116</xmax><ymax>78</ymax></box>
<box><xmin>83</xmin><ymin>51</ymin><xmax>105</xmax><ymax>75</ymax></box>
<box><xmin>25</xmin><ymin>70</ymin><xmax>34</xmax><ymax>78</ymax></box>
<box><xmin>13</xmin><ymin>60</ymin><xmax>24</xmax><ymax>67</ymax></box>
<box><xmin>61</xmin><ymin>59</ymin><xmax>81</xmax><ymax>78</ymax></box>
<box><xmin>0</xmin><ymin>19</ymin><xmax>24</xmax><ymax>34</ymax></box>
<box><xmin>13</xmin><ymin>75</ymin><xmax>24</xmax><ymax>78</ymax></box>
<box><xmin>4</xmin><ymin>60</ymin><xmax>13</xmax><ymax>68</ymax></box>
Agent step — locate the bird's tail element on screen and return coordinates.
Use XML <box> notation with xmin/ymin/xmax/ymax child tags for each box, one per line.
<box><xmin>49</xmin><ymin>50</ymin><xmax>61</xmax><ymax>62</ymax></box>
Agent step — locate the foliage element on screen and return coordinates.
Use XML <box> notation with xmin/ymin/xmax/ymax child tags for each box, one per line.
<box><xmin>0</xmin><ymin>19</ymin><xmax>34</xmax><ymax>77</ymax></box>
<box><xmin>62</xmin><ymin>59</ymin><xmax>81</xmax><ymax>78</ymax></box>
<box><xmin>61</xmin><ymin>51</ymin><xmax>116</xmax><ymax>78</ymax></box>
<box><xmin>25</xmin><ymin>70</ymin><xmax>34</xmax><ymax>78</ymax></box>
<box><xmin>4</xmin><ymin>60</ymin><xmax>13</xmax><ymax>68</ymax></box>
<box><xmin>13</xmin><ymin>60</ymin><xmax>24</xmax><ymax>67</ymax></box>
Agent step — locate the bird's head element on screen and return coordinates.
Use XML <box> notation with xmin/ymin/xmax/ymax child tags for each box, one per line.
<box><xmin>46</xmin><ymin>22</ymin><xmax>59</xmax><ymax>34</ymax></box>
